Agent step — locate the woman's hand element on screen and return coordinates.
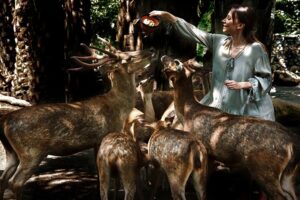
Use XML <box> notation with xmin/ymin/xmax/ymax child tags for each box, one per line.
<box><xmin>224</xmin><ymin>80</ymin><xmax>252</xmax><ymax>90</ymax></box>
<box><xmin>149</xmin><ymin>10</ymin><xmax>177</xmax><ymax>23</ymax></box>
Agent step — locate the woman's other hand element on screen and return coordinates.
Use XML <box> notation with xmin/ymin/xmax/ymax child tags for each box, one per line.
<box><xmin>224</xmin><ymin>80</ymin><xmax>252</xmax><ymax>90</ymax></box>
<box><xmin>149</xmin><ymin>10</ymin><xmax>177</xmax><ymax>23</ymax></box>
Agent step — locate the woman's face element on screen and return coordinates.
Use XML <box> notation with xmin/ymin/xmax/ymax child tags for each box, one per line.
<box><xmin>222</xmin><ymin>10</ymin><xmax>239</xmax><ymax>35</ymax></box>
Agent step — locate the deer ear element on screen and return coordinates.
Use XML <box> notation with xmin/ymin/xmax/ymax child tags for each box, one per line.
<box><xmin>184</xmin><ymin>64</ymin><xmax>195</xmax><ymax>78</ymax></box>
<box><xmin>188</xmin><ymin>58</ymin><xmax>202</xmax><ymax>69</ymax></box>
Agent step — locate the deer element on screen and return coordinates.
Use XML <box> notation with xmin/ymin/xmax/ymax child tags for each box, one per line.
<box><xmin>95</xmin><ymin>77</ymin><xmax>156</xmax><ymax>200</ymax></box>
<box><xmin>124</xmin><ymin>76</ymin><xmax>157</xmax><ymax>144</ymax></box>
<box><xmin>97</xmin><ymin>131</ymin><xmax>146</xmax><ymax>200</ymax></box>
<box><xmin>146</xmin><ymin>120</ymin><xmax>208</xmax><ymax>200</ymax></box>
<box><xmin>0</xmin><ymin>38</ymin><xmax>153</xmax><ymax>200</ymax></box>
<box><xmin>124</xmin><ymin>77</ymin><xmax>208</xmax><ymax>200</ymax></box>
<box><xmin>160</xmin><ymin>55</ymin><xmax>300</xmax><ymax>200</ymax></box>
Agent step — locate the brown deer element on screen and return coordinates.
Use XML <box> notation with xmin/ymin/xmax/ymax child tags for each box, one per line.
<box><xmin>96</xmin><ymin>76</ymin><xmax>158</xmax><ymax>200</ymax></box>
<box><xmin>161</xmin><ymin>55</ymin><xmax>300</xmax><ymax>200</ymax></box>
<box><xmin>97</xmin><ymin>132</ymin><xmax>145</xmax><ymax>200</ymax></box>
<box><xmin>127</xmin><ymin>77</ymin><xmax>208</xmax><ymax>200</ymax></box>
<box><xmin>147</xmin><ymin>120</ymin><xmax>208</xmax><ymax>200</ymax></box>
<box><xmin>125</xmin><ymin>77</ymin><xmax>157</xmax><ymax>143</ymax></box>
<box><xmin>0</xmin><ymin>39</ymin><xmax>153</xmax><ymax>200</ymax></box>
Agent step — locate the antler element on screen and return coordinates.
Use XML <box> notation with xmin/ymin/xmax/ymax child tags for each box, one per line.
<box><xmin>70</xmin><ymin>38</ymin><xmax>154</xmax><ymax>72</ymax></box>
<box><xmin>70</xmin><ymin>43</ymin><xmax>120</xmax><ymax>71</ymax></box>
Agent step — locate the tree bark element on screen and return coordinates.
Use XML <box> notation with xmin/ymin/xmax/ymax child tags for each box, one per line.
<box><xmin>0</xmin><ymin>0</ymin><xmax>15</xmax><ymax>95</ymax></box>
<box><xmin>12</xmin><ymin>0</ymin><xmax>36</xmax><ymax>102</ymax></box>
<box><xmin>0</xmin><ymin>0</ymin><xmax>91</xmax><ymax>103</ymax></box>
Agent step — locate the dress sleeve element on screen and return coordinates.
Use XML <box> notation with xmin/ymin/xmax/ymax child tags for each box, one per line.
<box><xmin>247</xmin><ymin>52</ymin><xmax>273</xmax><ymax>102</ymax></box>
<box><xmin>172</xmin><ymin>17</ymin><xmax>214</xmax><ymax>50</ymax></box>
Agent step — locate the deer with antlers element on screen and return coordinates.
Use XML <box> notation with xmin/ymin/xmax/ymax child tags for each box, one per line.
<box><xmin>95</xmin><ymin>77</ymin><xmax>157</xmax><ymax>200</ymax></box>
<box><xmin>161</xmin><ymin>55</ymin><xmax>300</xmax><ymax>200</ymax></box>
<box><xmin>0</xmin><ymin>38</ymin><xmax>153</xmax><ymax>200</ymax></box>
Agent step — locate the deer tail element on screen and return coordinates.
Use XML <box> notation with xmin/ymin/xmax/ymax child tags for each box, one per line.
<box><xmin>191</xmin><ymin>141</ymin><xmax>208</xmax><ymax>199</ymax></box>
<box><xmin>192</xmin><ymin>141</ymin><xmax>207</xmax><ymax>172</ymax></box>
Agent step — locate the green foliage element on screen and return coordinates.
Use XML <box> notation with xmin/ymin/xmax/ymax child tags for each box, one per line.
<box><xmin>196</xmin><ymin>2</ymin><xmax>213</xmax><ymax>61</ymax></box>
<box><xmin>90</xmin><ymin>0</ymin><xmax>120</xmax><ymax>42</ymax></box>
<box><xmin>274</xmin><ymin>0</ymin><xmax>300</xmax><ymax>34</ymax></box>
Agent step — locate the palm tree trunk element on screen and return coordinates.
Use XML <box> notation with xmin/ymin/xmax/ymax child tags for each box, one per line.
<box><xmin>12</xmin><ymin>0</ymin><xmax>36</xmax><ymax>102</ymax></box>
<box><xmin>0</xmin><ymin>0</ymin><xmax>15</xmax><ymax>95</ymax></box>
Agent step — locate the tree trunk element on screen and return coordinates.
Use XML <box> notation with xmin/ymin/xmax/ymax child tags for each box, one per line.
<box><xmin>12</xmin><ymin>0</ymin><xmax>36</xmax><ymax>102</ymax></box>
<box><xmin>33</xmin><ymin>0</ymin><xmax>91</xmax><ymax>102</ymax></box>
<box><xmin>0</xmin><ymin>0</ymin><xmax>91</xmax><ymax>103</ymax></box>
<box><xmin>0</xmin><ymin>0</ymin><xmax>15</xmax><ymax>95</ymax></box>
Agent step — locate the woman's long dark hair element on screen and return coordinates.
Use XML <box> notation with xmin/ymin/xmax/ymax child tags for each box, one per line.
<box><xmin>230</xmin><ymin>4</ymin><xmax>267</xmax><ymax>51</ymax></box>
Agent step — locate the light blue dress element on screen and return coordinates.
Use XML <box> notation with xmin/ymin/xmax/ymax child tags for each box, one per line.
<box><xmin>172</xmin><ymin>18</ymin><xmax>275</xmax><ymax>121</ymax></box>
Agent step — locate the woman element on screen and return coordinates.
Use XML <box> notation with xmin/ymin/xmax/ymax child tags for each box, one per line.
<box><xmin>149</xmin><ymin>5</ymin><xmax>275</xmax><ymax>121</ymax></box>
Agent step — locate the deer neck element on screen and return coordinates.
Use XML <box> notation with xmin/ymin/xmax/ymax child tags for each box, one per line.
<box><xmin>142</xmin><ymin>93</ymin><xmax>155</xmax><ymax>122</ymax></box>
<box><xmin>124</xmin><ymin>73</ymin><xmax>136</xmax><ymax>107</ymax></box>
<box><xmin>110</xmin><ymin>72</ymin><xmax>136</xmax><ymax>109</ymax></box>
<box><xmin>173</xmin><ymin>76</ymin><xmax>195</xmax><ymax>117</ymax></box>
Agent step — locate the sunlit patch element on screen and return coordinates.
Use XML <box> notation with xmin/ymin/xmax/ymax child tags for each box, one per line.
<box><xmin>218</xmin><ymin>45</ymin><xmax>229</xmax><ymax>57</ymax></box>
<box><xmin>127</xmin><ymin>108</ymin><xmax>144</xmax><ymax>124</ymax></box>
<box><xmin>68</xmin><ymin>103</ymin><xmax>82</xmax><ymax>109</ymax></box>
<box><xmin>210</xmin><ymin>127</ymin><xmax>225</xmax><ymax>150</ymax></box>
<box><xmin>281</xmin><ymin>172</ymin><xmax>296</xmax><ymax>199</ymax></box>
<box><xmin>49</xmin><ymin>179</ymin><xmax>81</xmax><ymax>185</ymax></box>
<box><xmin>243</xmin><ymin>46</ymin><xmax>252</xmax><ymax>56</ymax></box>
<box><xmin>61</xmin><ymin>119</ymin><xmax>74</xmax><ymax>130</ymax></box>
<box><xmin>219</xmin><ymin>116</ymin><xmax>229</xmax><ymax>122</ymax></box>
<box><xmin>29</xmin><ymin>171</ymin><xmax>75</xmax><ymax>182</ymax></box>
<box><xmin>237</xmin><ymin>7</ymin><xmax>248</xmax><ymax>12</ymax></box>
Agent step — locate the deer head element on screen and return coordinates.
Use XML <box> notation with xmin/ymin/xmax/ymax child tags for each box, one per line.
<box><xmin>161</xmin><ymin>55</ymin><xmax>203</xmax><ymax>85</ymax></box>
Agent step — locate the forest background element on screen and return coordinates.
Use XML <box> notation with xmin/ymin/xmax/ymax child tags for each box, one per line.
<box><xmin>0</xmin><ymin>0</ymin><xmax>299</xmax><ymax>104</ymax></box>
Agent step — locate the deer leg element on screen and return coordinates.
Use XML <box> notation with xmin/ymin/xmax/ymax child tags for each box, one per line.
<box><xmin>250</xmin><ymin>157</ymin><xmax>297</xmax><ymax>200</ymax></box>
<box><xmin>192</xmin><ymin>168</ymin><xmax>206</xmax><ymax>200</ymax></box>
<box><xmin>8</xmin><ymin>157</ymin><xmax>43</xmax><ymax>200</ymax></box>
<box><xmin>167</xmin><ymin>169</ymin><xmax>191</xmax><ymax>200</ymax></box>
<box><xmin>0</xmin><ymin>151</ymin><xmax>19</xmax><ymax>199</ymax></box>
<box><xmin>255</xmin><ymin>174</ymin><xmax>288</xmax><ymax>200</ymax></box>
<box><xmin>168</xmin><ymin>177</ymin><xmax>186</xmax><ymax>200</ymax></box>
<box><xmin>280</xmin><ymin>169</ymin><xmax>298</xmax><ymax>200</ymax></box>
<box><xmin>119</xmin><ymin>167</ymin><xmax>136</xmax><ymax>200</ymax></box>
<box><xmin>98</xmin><ymin>161</ymin><xmax>110</xmax><ymax>200</ymax></box>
